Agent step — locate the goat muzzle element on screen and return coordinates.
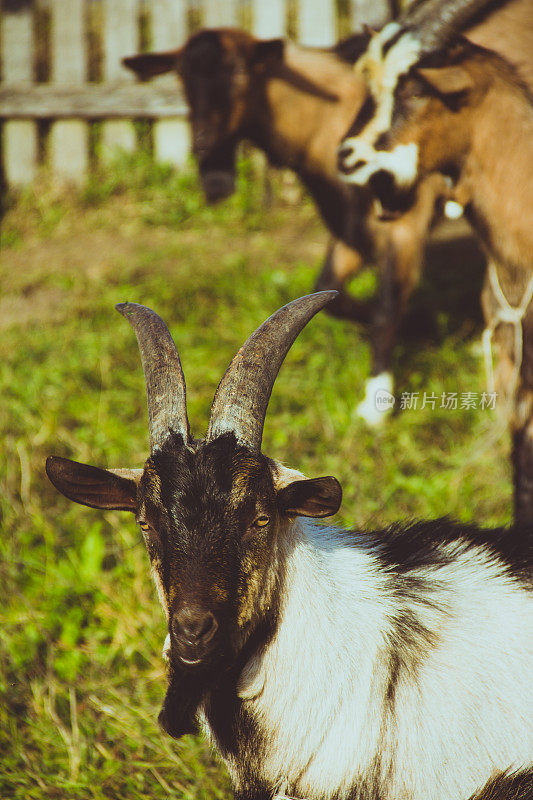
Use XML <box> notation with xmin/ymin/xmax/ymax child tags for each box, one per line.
<box><xmin>171</xmin><ymin>606</ymin><xmax>219</xmax><ymax>665</ymax></box>
<box><xmin>200</xmin><ymin>170</ymin><xmax>236</xmax><ymax>204</ymax></box>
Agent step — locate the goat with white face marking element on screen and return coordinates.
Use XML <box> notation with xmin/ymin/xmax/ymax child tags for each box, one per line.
<box><xmin>47</xmin><ymin>296</ymin><xmax>532</xmax><ymax>800</ymax></box>
<box><xmin>339</xmin><ymin>33</ymin><xmax>533</xmax><ymax>523</ymax></box>
<box><xmin>338</xmin><ymin>0</ymin><xmax>533</xmax><ymax>183</ymax></box>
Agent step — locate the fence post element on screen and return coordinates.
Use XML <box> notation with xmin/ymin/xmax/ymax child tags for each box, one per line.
<box><xmin>1</xmin><ymin>1</ymin><xmax>38</xmax><ymax>186</ymax></box>
<box><xmin>205</xmin><ymin>0</ymin><xmax>238</xmax><ymax>27</ymax></box>
<box><xmin>252</xmin><ymin>0</ymin><xmax>286</xmax><ymax>38</ymax></box>
<box><xmin>297</xmin><ymin>0</ymin><xmax>336</xmax><ymax>46</ymax></box>
<box><xmin>151</xmin><ymin>0</ymin><xmax>190</xmax><ymax>167</ymax></box>
<box><xmin>250</xmin><ymin>0</ymin><xmax>287</xmax><ymax>202</ymax></box>
<box><xmin>49</xmin><ymin>0</ymin><xmax>89</xmax><ymax>183</ymax></box>
<box><xmin>101</xmin><ymin>0</ymin><xmax>138</xmax><ymax>160</ymax></box>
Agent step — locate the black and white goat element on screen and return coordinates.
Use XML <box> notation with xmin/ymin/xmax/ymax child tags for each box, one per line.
<box><xmin>46</xmin><ymin>295</ymin><xmax>532</xmax><ymax>800</ymax></box>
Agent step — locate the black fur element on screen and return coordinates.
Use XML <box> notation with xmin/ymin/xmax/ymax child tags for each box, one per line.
<box><xmin>469</xmin><ymin>767</ymin><xmax>533</xmax><ymax>800</ymax></box>
<box><xmin>141</xmin><ymin>431</ymin><xmax>287</xmax><ymax>741</ymax></box>
<box><xmin>370</xmin><ymin>518</ymin><xmax>532</xmax><ymax>587</ymax></box>
<box><xmin>181</xmin><ymin>29</ymin><xmax>225</xmax><ymax>75</ymax></box>
<box><xmin>332</xmin><ymin>32</ymin><xmax>372</xmax><ymax>65</ymax></box>
<box><xmin>386</xmin><ymin>607</ymin><xmax>438</xmax><ymax>708</ymax></box>
<box><xmin>179</xmin><ymin>31</ymin><xmax>236</xmax><ymax>167</ymax></box>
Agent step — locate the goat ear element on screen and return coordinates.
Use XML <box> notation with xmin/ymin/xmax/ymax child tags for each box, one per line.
<box><xmin>122</xmin><ymin>50</ymin><xmax>182</xmax><ymax>80</ymax></box>
<box><xmin>46</xmin><ymin>456</ymin><xmax>140</xmax><ymax>511</ymax></box>
<box><xmin>252</xmin><ymin>39</ymin><xmax>284</xmax><ymax>68</ymax></box>
<box><xmin>416</xmin><ymin>65</ymin><xmax>474</xmax><ymax>96</ymax></box>
<box><xmin>277</xmin><ymin>476</ymin><xmax>342</xmax><ymax>518</ymax></box>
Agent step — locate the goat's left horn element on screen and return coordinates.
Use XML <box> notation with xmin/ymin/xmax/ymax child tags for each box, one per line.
<box><xmin>116</xmin><ymin>303</ymin><xmax>190</xmax><ymax>452</ymax></box>
<box><xmin>206</xmin><ymin>291</ymin><xmax>337</xmax><ymax>451</ymax></box>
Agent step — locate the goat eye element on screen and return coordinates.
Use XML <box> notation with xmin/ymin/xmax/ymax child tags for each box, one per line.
<box><xmin>243</xmin><ymin>514</ymin><xmax>271</xmax><ymax>541</ymax></box>
<box><xmin>138</xmin><ymin>520</ymin><xmax>152</xmax><ymax>533</ymax></box>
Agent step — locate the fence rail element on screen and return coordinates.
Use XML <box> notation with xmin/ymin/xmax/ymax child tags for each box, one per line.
<box><xmin>0</xmin><ymin>0</ymin><xmax>391</xmax><ymax>187</ymax></box>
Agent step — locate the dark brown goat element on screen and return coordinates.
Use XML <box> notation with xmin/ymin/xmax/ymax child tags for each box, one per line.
<box><xmin>124</xmin><ymin>29</ymin><xmax>450</xmax><ymax>425</ymax></box>
<box><xmin>341</xmin><ymin>36</ymin><xmax>533</xmax><ymax>521</ymax></box>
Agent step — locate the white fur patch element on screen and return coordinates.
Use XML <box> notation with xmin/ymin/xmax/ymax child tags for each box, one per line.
<box><xmin>270</xmin><ymin>461</ymin><xmax>307</xmax><ymax>491</ymax></box>
<box><xmin>356</xmin><ymin>371</ymin><xmax>394</xmax><ymax>426</ymax></box>
<box><xmin>340</xmin><ymin>141</ymin><xmax>419</xmax><ymax>188</ymax></box>
<box><xmin>356</xmin><ymin>30</ymin><xmax>422</xmax><ymax>141</ymax></box>
<box><xmin>151</xmin><ymin>562</ymin><xmax>169</xmax><ymax>619</ymax></box>
<box><xmin>339</xmin><ymin>30</ymin><xmax>423</xmax><ymax>188</ymax></box>
<box><xmin>238</xmin><ymin>522</ymin><xmax>395</xmax><ymax>798</ymax></box>
<box><xmin>162</xmin><ymin>632</ymin><xmax>170</xmax><ymax>662</ymax></box>
<box><xmin>357</xmin><ymin>22</ymin><xmax>401</xmax><ymax>81</ymax></box>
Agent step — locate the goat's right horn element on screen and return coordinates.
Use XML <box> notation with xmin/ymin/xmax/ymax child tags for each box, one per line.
<box><xmin>206</xmin><ymin>291</ymin><xmax>337</xmax><ymax>451</ymax></box>
<box><xmin>116</xmin><ymin>303</ymin><xmax>190</xmax><ymax>452</ymax></box>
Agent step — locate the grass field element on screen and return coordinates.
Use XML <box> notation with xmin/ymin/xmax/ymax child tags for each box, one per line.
<box><xmin>0</xmin><ymin>154</ymin><xmax>513</xmax><ymax>799</ymax></box>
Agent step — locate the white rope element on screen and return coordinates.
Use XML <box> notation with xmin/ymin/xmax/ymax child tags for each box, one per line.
<box><xmin>483</xmin><ymin>260</ymin><xmax>533</xmax><ymax>400</ymax></box>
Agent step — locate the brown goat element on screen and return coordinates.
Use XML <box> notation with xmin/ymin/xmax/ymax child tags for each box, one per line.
<box><xmin>338</xmin><ymin>0</ymin><xmax>533</xmax><ymax>176</ymax></box>
<box><xmin>341</xmin><ymin>35</ymin><xmax>533</xmax><ymax>521</ymax></box>
<box><xmin>124</xmin><ymin>29</ymin><xmax>450</xmax><ymax>425</ymax></box>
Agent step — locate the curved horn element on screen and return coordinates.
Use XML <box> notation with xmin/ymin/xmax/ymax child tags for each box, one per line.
<box><xmin>400</xmin><ymin>0</ymin><xmax>495</xmax><ymax>51</ymax></box>
<box><xmin>206</xmin><ymin>291</ymin><xmax>337</xmax><ymax>451</ymax></box>
<box><xmin>116</xmin><ymin>303</ymin><xmax>190</xmax><ymax>452</ymax></box>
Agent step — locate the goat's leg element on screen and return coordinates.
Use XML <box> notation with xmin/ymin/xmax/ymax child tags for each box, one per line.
<box><xmin>357</xmin><ymin>220</ymin><xmax>426</xmax><ymax>424</ymax></box>
<box><xmin>482</xmin><ymin>277</ymin><xmax>533</xmax><ymax>522</ymax></box>
<box><xmin>511</xmin><ymin>318</ymin><xmax>533</xmax><ymax>523</ymax></box>
<box><xmin>356</xmin><ymin>248</ymin><xmax>405</xmax><ymax>425</ymax></box>
<box><xmin>314</xmin><ymin>239</ymin><xmax>375</xmax><ymax>324</ymax></box>
<box><xmin>512</xmin><ymin>412</ymin><xmax>533</xmax><ymax>523</ymax></box>
<box><xmin>357</xmin><ymin>172</ymin><xmax>449</xmax><ymax>425</ymax></box>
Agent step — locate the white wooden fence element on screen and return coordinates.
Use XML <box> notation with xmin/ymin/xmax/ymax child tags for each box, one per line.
<box><xmin>0</xmin><ymin>0</ymin><xmax>391</xmax><ymax>187</ymax></box>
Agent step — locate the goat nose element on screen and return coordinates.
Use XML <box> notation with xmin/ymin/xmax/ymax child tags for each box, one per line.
<box><xmin>172</xmin><ymin>607</ymin><xmax>218</xmax><ymax>645</ymax></box>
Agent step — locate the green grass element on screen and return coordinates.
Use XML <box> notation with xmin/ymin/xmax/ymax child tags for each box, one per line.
<box><xmin>0</xmin><ymin>154</ymin><xmax>512</xmax><ymax>798</ymax></box>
